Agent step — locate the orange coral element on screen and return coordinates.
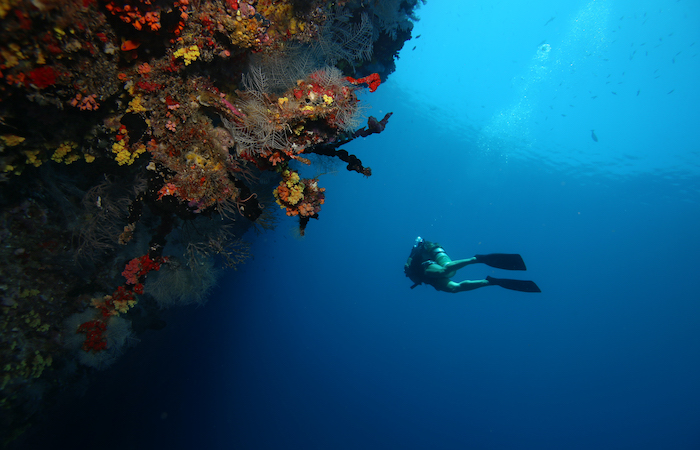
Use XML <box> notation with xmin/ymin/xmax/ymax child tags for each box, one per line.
<box><xmin>273</xmin><ymin>169</ymin><xmax>325</xmax><ymax>219</ymax></box>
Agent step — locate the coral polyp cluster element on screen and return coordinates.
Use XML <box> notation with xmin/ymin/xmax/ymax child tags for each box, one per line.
<box><xmin>273</xmin><ymin>168</ymin><xmax>325</xmax><ymax>235</ymax></box>
<box><xmin>0</xmin><ymin>0</ymin><xmax>425</xmax><ymax>443</ymax></box>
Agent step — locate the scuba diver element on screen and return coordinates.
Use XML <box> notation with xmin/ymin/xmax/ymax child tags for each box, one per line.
<box><xmin>404</xmin><ymin>237</ymin><xmax>541</xmax><ymax>293</ymax></box>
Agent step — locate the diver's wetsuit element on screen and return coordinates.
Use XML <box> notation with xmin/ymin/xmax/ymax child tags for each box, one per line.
<box><xmin>405</xmin><ymin>237</ymin><xmax>541</xmax><ymax>294</ymax></box>
<box><xmin>420</xmin><ymin>246</ymin><xmax>489</xmax><ymax>293</ymax></box>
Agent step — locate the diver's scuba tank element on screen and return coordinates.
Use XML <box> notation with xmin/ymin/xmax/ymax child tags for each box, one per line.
<box><xmin>405</xmin><ymin>237</ymin><xmax>425</xmax><ymax>288</ymax></box>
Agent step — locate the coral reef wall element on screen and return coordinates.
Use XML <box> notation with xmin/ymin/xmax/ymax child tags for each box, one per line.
<box><xmin>0</xmin><ymin>0</ymin><xmax>424</xmax><ymax>443</ymax></box>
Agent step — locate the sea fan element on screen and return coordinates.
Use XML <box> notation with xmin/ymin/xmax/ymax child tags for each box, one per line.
<box><xmin>314</xmin><ymin>10</ymin><xmax>374</xmax><ymax>67</ymax></box>
<box><xmin>371</xmin><ymin>0</ymin><xmax>419</xmax><ymax>39</ymax></box>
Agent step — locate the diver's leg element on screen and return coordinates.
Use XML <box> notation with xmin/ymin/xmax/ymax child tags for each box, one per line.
<box><xmin>443</xmin><ymin>257</ymin><xmax>478</xmax><ymax>272</ymax></box>
<box><xmin>433</xmin><ymin>250</ymin><xmax>478</xmax><ymax>273</ymax></box>
<box><xmin>430</xmin><ymin>277</ymin><xmax>490</xmax><ymax>293</ymax></box>
<box><xmin>447</xmin><ymin>279</ymin><xmax>490</xmax><ymax>293</ymax></box>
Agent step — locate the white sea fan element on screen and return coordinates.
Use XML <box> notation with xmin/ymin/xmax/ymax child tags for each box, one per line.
<box><xmin>144</xmin><ymin>257</ymin><xmax>220</xmax><ymax>308</ymax></box>
<box><xmin>314</xmin><ymin>11</ymin><xmax>374</xmax><ymax>66</ymax></box>
<box><xmin>371</xmin><ymin>0</ymin><xmax>419</xmax><ymax>40</ymax></box>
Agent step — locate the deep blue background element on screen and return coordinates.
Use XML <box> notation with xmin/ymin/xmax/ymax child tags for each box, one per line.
<box><xmin>30</xmin><ymin>1</ymin><xmax>700</xmax><ymax>449</ymax></box>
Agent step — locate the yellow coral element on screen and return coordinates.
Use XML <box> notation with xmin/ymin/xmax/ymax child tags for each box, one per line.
<box><xmin>20</xmin><ymin>289</ymin><xmax>40</xmax><ymax>298</ymax></box>
<box><xmin>1</xmin><ymin>134</ymin><xmax>25</xmax><ymax>146</ymax></box>
<box><xmin>24</xmin><ymin>310</ymin><xmax>39</xmax><ymax>328</ymax></box>
<box><xmin>112</xmin><ymin>141</ymin><xmax>146</xmax><ymax>166</ymax></box>
<box><xmin>113</xmin><ymin>298</ymin><xmax>137</xmax><ymax>314</ymax></box>
<box><xmin>30</xmin><ymin>352</ymin><xmax>51</xmax><ymax>379</ymax></box>
<box><xmin>285</xmin><ymin>170</ymin><xmax>300</xmax><ymax>186</ymax></box>
<box><xmin>51</xmin><ymin>141</ymin><xmax>77</xmax><ymax>163</ymax></box>
<box><xmin>173</xmin><ymin>45</ymin><xmax>200</xmax><ymax>66</ymax></box>
<box><xmin>276</xmin><ymin>170</ymin><xmax>304</xmax><ymax>206</ymax></box>
<box><xmin>23</xmin><ymin>150</ymin><xmax>43</xmax><ymax>167</ymax></box>
<box><xmin>289</xmin><ymin>17</ymin><xmax>302</xmax><ymax>34</ymax></box>
<box><xmin>0</xmin><ymin>44</ymin><xmax>27</xmax><ymax>69</ymax></box>
<box><xmin>287</xmin><ymin>184</ymin><xmax>304</xmax><ymax>205</ymax></box>
<box><xmin>186</xmin><ymin>151</ymin><xmax>206</xmax><ymax>167</ymax></box>
<box><xmin>126</xmin><ymin>95</ymin><xmax>147</xmax><ymax>113</ymax></box>
<box><xmin>0</xmin><ymin>49</ymin><xmax>19</xmax><ymax>69</ymax></box>
<box><xmin>64</xmin><ymin>153</ymin><xmax>80</xmax><ymax>164</ymax></box>
<box><xmin>0</xmin><ymin>0</ymin><xmax>20</xmax><ymax>19</ymax></box>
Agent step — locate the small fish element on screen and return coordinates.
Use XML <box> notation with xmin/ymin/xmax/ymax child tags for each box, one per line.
<box><xmin>611</xmin><ymin>91</ymin><xmax>617</xmax><ymax>95</ymax></box>
<box><xmin>415</xmin><ymin>35</ymin><xmax>421</xmax><ymax>39</ymax></box>
<box><xmin>637</xmin><ymin>89</ymin><xmax>640</xmax><ymax>96</ymax></box>
<box><xmin>591</xmin><ymin>130</ymin><xmax>598</xmax><ymax>142</ymax></box>
<box><xmin>591</xmin><ymin>95</ymin><xmax>598</xmax><ymax>99</ymax></box>
<box><xmin>412</xmin><ymin>46</ymin><xmax>416</xmax><ymax>50</ymax></box>
<box><xmin>544</xmin><ymin>17</ymin><xmax>555</xmax><ymax>26</ymax></box>
<box><xmin>667</xmin><ymin>89</ymin><xmax>675</xmax><ymax>94</ymax></box>
<box><xmin>121</xmin><ymin>40</ymin><xmax>141</xmax><ymax>51</ymax></box>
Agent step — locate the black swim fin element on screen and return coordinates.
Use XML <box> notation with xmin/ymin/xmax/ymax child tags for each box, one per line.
<box><xmin>486</xmin><ymin>276</ymin><xmax>541</xmax><ymax>293</ymax></box>
<box><xmin>475</xmin><ymin>254</ymin><xmax>527</xmax><ymax>271</ymax></box>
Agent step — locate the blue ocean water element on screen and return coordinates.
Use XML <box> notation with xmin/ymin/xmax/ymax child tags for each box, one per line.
<box><xmin>34</xmin><ymin>0</ymin><xmax>700</xmax><ymax>449</ymax></box>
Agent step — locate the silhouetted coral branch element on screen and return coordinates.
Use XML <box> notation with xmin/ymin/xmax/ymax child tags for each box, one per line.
<box><xmin>306</xmin><ymin>113</ymin><xmax>393</xmax><ymax>176</ymax></box>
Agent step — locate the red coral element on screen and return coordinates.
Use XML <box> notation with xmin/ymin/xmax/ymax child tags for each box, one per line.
<box><xmin>14</xmin><ymin>9</ymin><xmax>32</xmax><ymax>30</ymax></box>
<box><xmin>28</xmin><ymin>66</ymin><xmax>57</xmax><ymax>89</ymax></box>
<box><xmin>77</xmin><ymin>319</ymin><xmax>107</xmax><ymax>352</ymax></box>
<box><xmin>112</xmin><ymin>285</ymin><xmax>136</xmax><ymax>304</ymax></box>
<box><xmin>136</xmin><ymin>80</ymin><xmax>163</xmax><ymax>92</ymax></box>
<box><xmin>346</xmin><ymin>73</ymin><xmax>381</xmax><ymax>93</ymax></box>
<box><xmin>122</xmin><ymin>254</ymin><xmax>165</xmax><ymax>284</ymax></box>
